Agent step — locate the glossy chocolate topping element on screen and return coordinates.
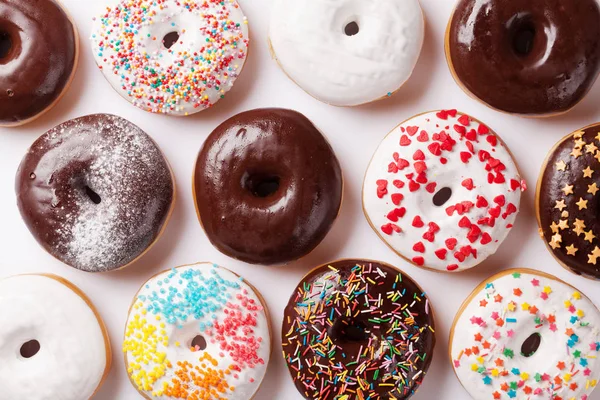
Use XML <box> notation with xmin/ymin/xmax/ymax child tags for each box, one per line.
<box><xmin>538</xmin><ymin>124</ymin><xmax>600</xmax><ymax>279</ymax></box>
<box><xmin>16</xmin><ymin>114</ymin><xmax>174</xmax><ymax>272</ymax></box>
<box><xmin>447</xmin><ymin>0</ymin><xmax>600</xmax><ymax>115</ymax></box>
<box><xmin>282</xmin><ymin>259</ymin><xmax>436</xmax><ymax>400</ymax></box>
<box><xmin>194</xmin><ymin>108</ymin><xmax>343</xmax><ymax>265</ymax></box>
<box><xmin>0</xmin><ymin>0</ymin><xmax>77</xmax><ymax>125</ymax></box>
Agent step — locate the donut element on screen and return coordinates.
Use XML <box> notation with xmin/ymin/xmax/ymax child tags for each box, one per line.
<box><xmin>450</xmin><ymin>269</ymin><xmax>600</xmax><ymax>400</ymax></box>
<box><xmin>91</xmin><ymin>0</ymin><xmax>249</xmax><ymax>115</ymax></box>
<box><xmin>0</xmin><ymin>274</ymin><xmax>111</xmax><ymax>400</ymax></box>
<box><xmin>123</xmin><ymin>262</ymin><xmax>271</xmax><ymax>399</ymax></box>
<box><xmin>16</xmin><ymin>114</ymin><xmax>175</xmax><ymax>273</ymax></box>
<box><xmin>0</xmin><ymin>0</ymin><xmax>79</xmax><ymax>126</ymax></box>
<box><xmin>445</xmin><ymin>0</ymin><xmax>600</xmax><ymax>116</ymax></box>
<box><xmin>282</xmin><ymin>259</ymin><xmax>436</xmax><ymax>400</ymax></box>
<box><xmin>193</xmin><ymin>108</ymin><xmax>343</xmax><ymax>265</ymax></box>
<box><xmin>536</xmin><ymin>124</ymin><xmax>600</xmax><ymax>280</ymax></box>
<box><xmin>363</xmin><ymin>110</ymin><xmax>524</xmax><ymax>272</ymax></box>
<box><xmin>269</xmin><ymin>0</ymin><xmax>424</xmax><ymax>106</ymax></box>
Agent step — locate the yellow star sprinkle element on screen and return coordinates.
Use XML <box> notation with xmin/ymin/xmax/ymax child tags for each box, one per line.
<box><xmin>556</xmin><ymin>160</ymin><xmax>567</xmax><ymax>171</ymax></box>
<box><xmin>576</xmin><ymin>198</ymin><xmax>588</xmax><ymax>210</ymax></box>
<box><xmin>596</xmin><ymin>132</ymin><xmax>600</xmax><ymax>142</ymax></box>
<box><xmin>571</xmin><ymin>147</ymin><xmax>583</xmax><ymax>158</ymax></box>
<box><xmin>577</xmin><ymin>309</ymin><xmax>585</xmax><ymax>318</ymax></box>
<box><xmin>555</xmin><ymin>200</ymin><xmax>567</xmax><ymax>211</ymax></box>
<box><xmin>583</xmin><ymin>167</ymin><xmax>594</xmax><ymax>178</ymax></box>
<box><xmin>585</xmin><ymin>230</ymin><xmax>596</xmax><ymax>243</ymax></box>
<box><xmin>573</xmin><ymin>291</ymin><xmax>582</xmax><ymax>300</ymax></box>
<box><xmin>566</xmin><ymin>244</ymin><xmax>579</xmax><ymax>256</ymax></box>
<box><xmin>561</xmin><ymin>211</ymin><xmax>570</xmax><ymax>218</ymax></box>
<box><xmin>550</xmin><ymin>221</ymin><xmax>560</xmax><ymax>233</ymax></box>
<box><xmin>595</xmin><ymin>151</ymin><xmax>600</xmax><ymax>163</ymax></box>
<box><xmin>589</xmin><ymin>247</ymin><xmax>600</xmax><ymax>265</ymax></box>
<box><xmin>549</xmin><ymin>233</ymin><xmax>563</xmax><ymax>249</ymax></box>
<box><xmin>587</xmin><ymin>143</ymin><xmax>599</xmax><ymax>154</ymax></box>
<box><xmin>573</xmin><ymin>219</ymin><xmax>586</xmax><ymax>236</ymax></box>
<box><xmin>562</xmin><ymin>184</ymin><xmax>574</xmax><ymax>195</ymax></box>
<box><xmin>543</xmin><ymin>286</ymin><xmax>552</xmax><ymax>294</ymax></box>
<box><xmin>574</xmin><ymin>130</ymin><xmax>585</xmax><ymax>139</ymax></box>
<box><xmin>574</xmin><ymin>139</ymin><xmax>586</xmax><ymax>149</ymax></box>
<box><xmin>558</xmin><ymin>219</ymin><xmax>569</xmax><ymax>230</ymax></box>
<box><xmin>589</xmin><ymin>183</ymin><xmax>599</xmax><ymax>196</ymax></box>
<box><xmin>507</xmin><ymin>301</ymin><xmax>516</xmax><ymax>312</ymax></box>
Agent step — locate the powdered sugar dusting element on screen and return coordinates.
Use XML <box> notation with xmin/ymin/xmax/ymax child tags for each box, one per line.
<box><xmin>18</xmin><ymin>114</ymin><xmax>174</xmax><ymax>272</ymax></box>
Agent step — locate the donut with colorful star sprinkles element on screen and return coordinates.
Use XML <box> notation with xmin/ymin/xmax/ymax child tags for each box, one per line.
<box><xmin>90</xmin><ymin>0</ymin><xmax>249</xmax><ymax>115</ymax></box>
<box><xmin>537</xmin><ymin>124</ymin><xmax>600</xmax><ymax>280</ymax></box>
<box><xmin>363</xmin><ymin>110</ymin><xmax>525</xmax><ymax>272</ymax></box>
<box><xmin>123</xmin><ymin>262</ymin><xmax>271</xmax><ymax>399</ymax></box>
<box><xmin>450</xmin><ymin>269</ymin><xmax>600</xmax><ymax>400</ymax></box>
<box><xmin>282</xmin><ymin>259</ymin><xmax>436</xmax><ymax>400</ymax></box>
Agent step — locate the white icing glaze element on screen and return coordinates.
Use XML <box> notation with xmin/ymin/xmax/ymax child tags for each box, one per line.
<box><xmin>269</xmin><ymin>0</ymin><xmax>424</xmax><ymax>106</ymax></box>
<box><xmin>91</xmin><ymin>0</ymin><xmax>249</xmax><ymax>115</ymax></box>
<box><xmin>0</xmin><ymin>275</ymin><xmax>108</xmax><ymax>400</ymax></box>
<box><xmin>124</xmin><ymin>263</ymin><xmax>270</xmax><ymax>399</ymax></box>
<box><xmin>451</xmin><ymin>270</ymin><xmax>600</xmax><ymax>400</ymax></box>
<box><xmin>363</xmin><ymin>110</ymin><xmax>524</xmax><ymax>272</ymax></box>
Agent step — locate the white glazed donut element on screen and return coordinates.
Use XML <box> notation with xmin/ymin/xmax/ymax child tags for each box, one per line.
<box><xmin>0</xmin><ymin>274</ymin><xmax>110</xmax><ymax>400</ymax></box>
<box><xmin>123</xmin><ymin>262</ymin><xmax>271</xmax><ymax>399</ymax></box>
<box><xmin>269</xmin><ymin>0</ymin><xmax>424</xmax><ymax>106</ymax></box>
<box><xmin>91</xmin><ymin>0</ymin><xmax>249</xmax><ymax>115</ymax></box>
<box><xmin>450</xmin><ymin>269</ymin><xmax>600</xmax><ymax>400</ymax></box>
<box><xmin>363</xmin><ymin>110</ymin><xmax>524</xmax><ymax>272</ymax></box>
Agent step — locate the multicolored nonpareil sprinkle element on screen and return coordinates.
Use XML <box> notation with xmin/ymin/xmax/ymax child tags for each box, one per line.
<box><xmin>91</xmin><ymin>0</ymin><xmax>249</xmax><ymax>115</ymax></box>
<box><xmin>451</xmin><ymin>270</ymin><xmax>600</xmax><ymax>400</ymax></box>
<box><xmin>281</xmin><ymin>260</ymin><xmax>436</xmax><ymax>400</ymax></box>
<box><xmin>123</xmin><ymin>263</ymin><xmax>270</xmax><ymax>399</ymax></box>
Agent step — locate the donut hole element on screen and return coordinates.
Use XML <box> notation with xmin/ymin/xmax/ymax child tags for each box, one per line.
<box><xmin>19</xmin><ymin>340</ymin><xmax>40</xmax><ymax>358</ymax></box>
<box><xmin>243</xmin><ymin>172</ymin><xmax>281</xmax><ymax>198</ymax></box>
<box><xmin>190</xmin><ymin>335</ymin><xmax>207</xmax><ymax>351</ymax></box>
<box><xmin>330</xmin><ymin>318</ymin><xmax>370</xmax><ymax>343</ymax></box>
<box><xmin>0</xmin><ymin>31</ymin><xmax>11</xmax><ymax>59</ymax></box>
<box><xmin>432</xmin><ymin>187</ymin><xmax>452</xmax><ymax>207</ymax></box>
<box><xmin>520</xmin><ymin>332</ymin><xmax>541</xmax><ymax>357</ymax></box>
<box><xmin>162</xmin><ymin>31</ymin><xmax>180</xmax><ymax>50</ymax></box>
<box><xmin>344</xmin><ymin>21</ymin><xmax>360</xmax><ymax>36</ymax></box>
<box><xmin>84</xmin><ymin>185</ymin><xmax>102</xmax><ymax>205</ymax></box>
<box><xmin>508</xmin><ymin>15</ymin><xmax>536</xmax><ymax>57</ymax></box>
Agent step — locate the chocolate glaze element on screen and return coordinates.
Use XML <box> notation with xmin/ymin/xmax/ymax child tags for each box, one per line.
<box><xmin>194</xmin><ymin>108</ymin><xmax>343</xmax><ymax>265</ymax></box>
<box><xmin>282</xmin><ymin>259</ymin><xmax>436</xmax><ymax>400</ymax></box>
<box><xmin>538</xmin><ymin>124</ymin><xmax>600</xmax><ymax>279</ymax></box>
<box><xmin>447</xmin><ymin>0</ymin><xmax>600</xmax><ymax>115</ymax></box>
<box><xmin>0</xmin><ymin>0</ymin><xmax>77</xmax><ymax>125</ymax></box>
<box><xmin>16</xmin><ymin>114</ymin><xmax>174</xmax><ymax>272</ymax></box>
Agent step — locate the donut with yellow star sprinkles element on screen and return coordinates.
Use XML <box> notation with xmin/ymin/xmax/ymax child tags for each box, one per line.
<box><xmin>537</xmin><ymin>124</ymin><xmax>600</xmax><ymax>279</ymax></box>
<box><xmin>363</xmin><ymin>110</ymin><xmax>525</xmax><ymax>272</ymax></box>
<box><xmin>123</xmin><ymin>262</ymin><xmax>271</xmax><ymax>399</ymax></box>
<box><xmin>450</xmin><ymin>269</ymin><xmax>600</xmax><ymax>400</ymax></box>
<box><xmin>281</xmin><ymin>259</ymin><xmax>436</xmax><ymax>400</ymax></box>
<box><xmin>90</xmin><ymin>0</ymin><xmax>249</xmax><ymax>115</ymax></box>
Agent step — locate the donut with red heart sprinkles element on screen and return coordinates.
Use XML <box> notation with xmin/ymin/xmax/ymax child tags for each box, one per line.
<box><xmin>363</xmin><ymin>110</ymin><xmax>525</xmax><ymax>272</ymax></box>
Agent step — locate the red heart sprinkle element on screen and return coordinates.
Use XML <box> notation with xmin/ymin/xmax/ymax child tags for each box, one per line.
<box><xmin>423</xmin><ymin>231</ymin><xmax>435</xmax><ymax>242</ymax></box>
<box><xmin>407</xmin><ymin>126</ymin><xmax>419</xmax><ymax>136</ymax></box>
<box><xmin>494</xmin><ymin>195</ymin><xmax>506</xmax><ymax>206</ymax></box>
<box><xmin>454</xmin><ymin>124</ymin><xmax>467</xmax><ymax>135</ymax></box>
<box><xmin>454</xmin><ymin>251</ymin><xmax>466</xmax><ymax>262</ymax></box>
<box><xmin>413</xmin><ymin>242</ymin><xmax>426</xmax><ymax>253</ymax></box>
<box><xmin>486</xmin><ymin>135</ymin><xmax>498</xmax><ymax>146</ymax></box>
<box><xmin>400</xmin><ymin>135</ymin><xmax>411</xmax><ymax>146</ymax></box>
<box><xmin>435</xmin><ymin>249</ymin><xmax>447</xmax><ymax>260</ymax></box>
<box><xmin>428</xmin><ymin>142</ymin><xmax>441</xmax><ymax>156</ymax></box>
<box><xmin>462</xmin><ymin>178</ymin><xmax>474</xmax><ymax>190</ymax></box>
<box><xmin>447</xmin><ymin>264</ymin><xmax>459</xmax><ymax>271</ymax></box>
<box><xmin>480</xmin><ymin>232</ymin><xmax>492</xmax><ymax>245</ymax></box>
<box><xmin>417</xmin><ymin>131</ymin><xmax>429</xmax><ymax>142</ymax></box>
<box><xmin>436</xmin><ymin>110</ymin><xmax>448</xmax><ymax>120</ymax></box>
<box><xmin>440</xmin><ymin>157</ymin><xmax>448</xmax><ymax>164</ymax></box>
<box><xmin>416</xmin><ymin>172</ymin><xmax>428</xmax><ymax>184</ymax></box>
<box><xmin>445</xmin><ymin>238</ymin><xmax>458</xmax><ymax>250</ymax></box>
<box><xmin>393</xmin><ymin>180</ymin><xmax>404</xmax><ymax>188</ymax></box>
<box><xmin>478</xmin><ymin>150</ymin><xmax>490</xmax><ymax>162</ymax></box>
<box><xmin>409</xmin><ymin>180</ymin><xmax>420</xmax><ymax>192</ymax></box>
<box><xmin>489</xmin><ymin>207</ymin><xmax>501</xmax><ymax>218</ymax></box>
<box><xmin>466</xmin><ymin>129</ymin><xmax>477</xmax><ymax>141</ymax></box>
<box><xmin>428</xmin><ymin>222</ymin><xmax>440</xmax><ymax>233</ymax></box>
<box><xmin>425</xmin><ymin>182</ymin><xmax>437</xmax><ymax>193</ymax></box>
<box><xmin>391</xmin><ymin>193</ymin><xmax>404</xmax><ymax>206</ymax></box>
<box><xmin>414</xmin><ymin>161</ymin><xmax>427</xmax><ymax>174</ymax></box>
<box><xmin>413</xmin><ymin>150</ymin><xmax>425</xmax><ymax>160</ymax></box>
<box><xmin>447</xmin><ymin>109</ymin><xmax>457</xmax><ymax>117</ymax></box>
<box><xmin>476</xmin><ymin>196</ymin><xmax>488</xmax><ymax>208</ymax></box>
<box><xmin>460</xmin><ymin>152</ymin><xmax>472</xmax><ymax>163</ymax></box>
<box><xmin>412</xmin><ymin>216</ymin><xmax>425</xmax><ymax>228</ymax></box>
<box><xmin>458</xmin><ymin>216</ymin><xmax>472</xmax><ymax>228</ymax></box>
<box><xmin>478</xmin><ymin>124</ymin><xmax>489</xmax><ymax>134</ymax></box>
<box><xmin>412</xmin><ymin>257</ymin><xmax>425</xmax><ymax>266</ymax></box>
<box><xmin>510</xmin><ymin>179</ymin><xmax>520</xmax><ymax>191</ymax></box>
<box><xmin>458</xmin><ymin>115</ymin><xmax>470</xmax><ymax>126</ymax></box>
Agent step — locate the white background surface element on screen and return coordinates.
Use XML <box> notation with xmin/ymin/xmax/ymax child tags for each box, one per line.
<box><xmin>2</xmin><ymin>0</ymin><xmax>600</xmax><ymax>399</ymax></box>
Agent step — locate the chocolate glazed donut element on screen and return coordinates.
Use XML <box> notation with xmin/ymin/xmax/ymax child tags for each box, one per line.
<box><xmin>282</xmin><ymin>259</ymin><xmax>436</xmax><ymax>400</ymax></box>
<box><xmin>193</xmin><ymin>108</ymin><xmax>343</xmax><ymax>265</ymax></box>
<box><xmin>446</xmin><ymin>0</ymin><xmax>600</xmax><ymax>116</ymax></box>
<box><xmin>16</xmin><ymin>114</ymin><xmax>175</xmax><ymax>272</ymax></box>
<box><xmin>0</xmin><ymin>0</ymin><xmax>78</xmax><ymax>126</ymax></box>
<box><xmin>537</xmin><ymin>124</ymin><xmax>600</xmax><ymax>280</ymax></box>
